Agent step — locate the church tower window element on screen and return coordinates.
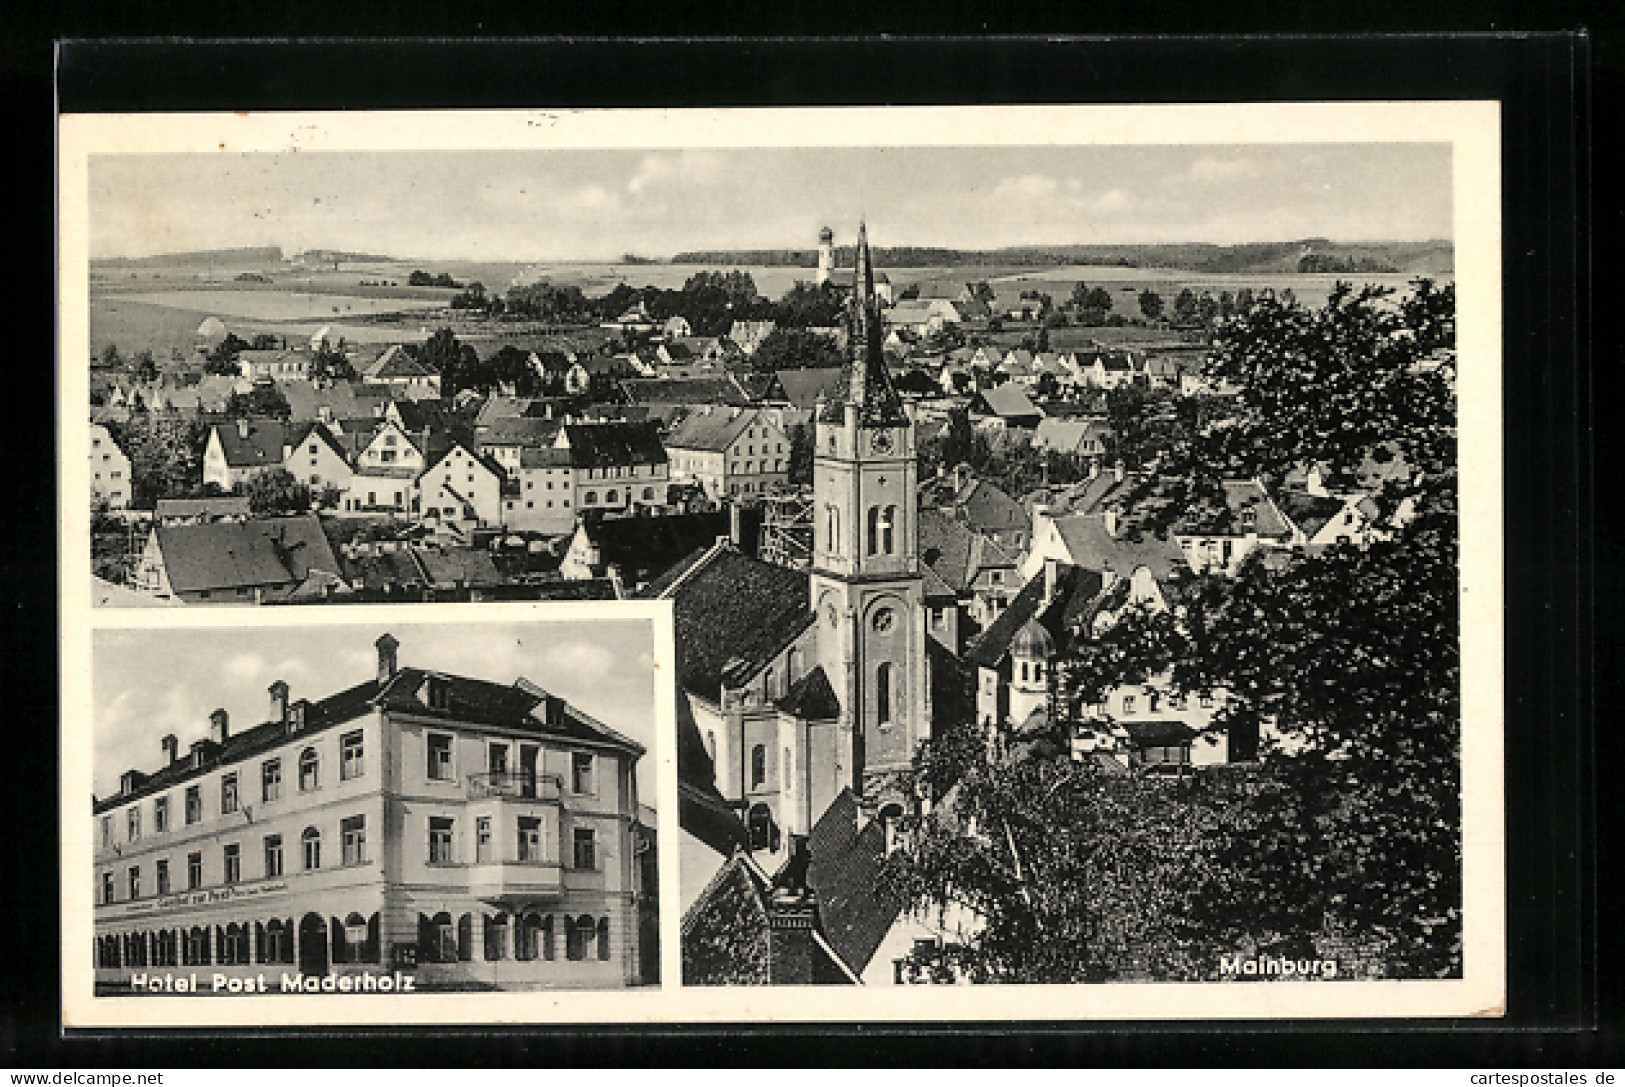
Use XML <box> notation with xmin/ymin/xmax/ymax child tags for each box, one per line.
<box><xmin>881</xmin><ymin>505</ymin><xmax>897</xmax><ymax>555</ymax></box>
<box><xmin>750</xmin><ymin>745</ymin><xmax>766</xmax><ymax>789</ymax></box>
<box><xmin>876</xmin><ymin>663</ymin><xmax>893</xmax><ymax>728</ymax></box>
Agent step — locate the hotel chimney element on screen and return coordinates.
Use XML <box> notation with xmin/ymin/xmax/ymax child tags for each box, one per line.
<box><xmin>376</xmin><ymin>632</ymin><xmax>400</xmax><ymax>683</ymax></box>
<box><xmin>161</xmin><ymin>733</ymin><xmax>179</xmax><ymax>765</ymax></box>
<box><xmin>209</xmin><ymin>708</ymin><xmax>229</xmax><ymax>745</ymax></box>
<box><xmin>269</xmin><ymin>680</ymin><xmax>289</xmax><ymax>724</ymax></box>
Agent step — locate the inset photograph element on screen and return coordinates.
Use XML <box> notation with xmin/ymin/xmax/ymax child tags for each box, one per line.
<box><xmin>88</xmin><ymin>618</ymin><xmax>659</xmax><ymax>995</ymax></box>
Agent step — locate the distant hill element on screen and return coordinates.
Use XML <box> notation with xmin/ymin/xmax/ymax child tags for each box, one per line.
<box><xmin>92</xmin><ymin>246</ymin><xmax>285</xmax><ymax>268</ymax></box>
<box><xmin>291</xmin><ymin>249</ymin><xmax>399</xmax><ymax>266</ymax></box>
<box><xmin>668</xmin><ymin>240</ymin><xmax>1453</xmax><ymax>275</ymax></box>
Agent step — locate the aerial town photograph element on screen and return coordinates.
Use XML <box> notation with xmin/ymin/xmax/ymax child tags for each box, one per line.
<box><xmin>78</xmin><ymin>134</ymin><xmax>1464</xmax><ymax>991</ymax></box>
<box><xmin>90</xmin><ymin>617</ymin><xmax>661</xmax><ymax>994</ymax></box>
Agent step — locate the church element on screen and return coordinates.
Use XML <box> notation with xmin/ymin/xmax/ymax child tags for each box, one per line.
<box><xmin>644</xmin><ymin>225</ymin><xmax>971</xmax><ymax>984</ymax></box>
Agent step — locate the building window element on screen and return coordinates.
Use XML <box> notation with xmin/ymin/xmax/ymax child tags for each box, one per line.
<box><xmin>153</xmin><ymin>797</ymin><xmax>168</xmax><ymax>833</ymax></box>
<box><xmin>264</xmin><ymin>834</ymin><xmax>283</xmax><ymax>878</ymax></box>
<box><xmin>428</xmin><ymin>817</ymin><xmax>455</xmax><ymax>865</ymax></box>
<box><xmin>1122</xmin><ymin>695</ymin><xmax>1137</xmax><ymax>715</ymax></box>
<box><xmin>484</xmin><ymin>913</ymin><xmax>508</xmax><ymax>961</ymax></box>
<box><xmin>298</xmin><ymin>747</ymin><xmax>319</xmax><ymax>792</ymax></box>
<box><xmin>185</xmin><ymin>786</ymin><xmax>202</xmax><ymax>825</ymax></box>
<box><xmin>101</xmin><ymin>816</ymin><xmax>112</xmax><ymax>850</ymax></box>
<box><xmin>101</xmin><ymin>872</ymin><xmax>114</xmax><ymax>904</ymax></box>
<box><xmin>301</xmin><ymin>828</ymin><xmax>320</xmax><ymax>870</ymax></box>
<box><xmin>876</xmin><ymin>662</ymin><xmax>893</xmax><ymax>727</ymax></box>
<box><xmin>127</xmin><ymin>806</ymin><xmax>141</xmax><ymax>841</ymax></box>
<box><xmin>187</xmin><ymin>852</ymin><xmax>203</xmax><ymax>889</ymax></box>
<box><xmin>518</xmin><ymin>816</ymin><xmax>542</xmax><ymax>863</ymax></box>
<box><xmin>748</xmin><ymin>803</ymin><xmax>780</xmax><ymax>853</ymax></box>
<box><xmin>155</xmin><ymin>859</ymin><xmax>169</xmax><ymax>895</ymax></box>
<box><xmin>1199</xmin><ymin>694</ymin><xmax>1214</xmax><ymax>709</ymax></box>
<box><xmin>825</xmin><ymin>505</ymin><xmax>840</xmax><ymax>554</ymax></box>
<box><xmin>783</xmin><ymin>745</ymin><xmax>793</xmax><ymax>791</ymax></box>
<box><xmin>488</xmin><ymin>743</ymin><xmax>508</xmax><ymax>775</ymax></box>
<box><xmin>584</xmin><ymin>491</ymin><xmax>597</xmax><ymax>505</ymax></box>
<box><xmin>262</xmin><ymin>759</ymin><xmax>281</xmax><ymax>802</ymax></box>
<box><xmin>221</xmin><ymin>773</ymin><xmax>239</xmax><ymax>816</ymax></box>
<box><xmin>340</xmin><ymin>731</ymin><xmax>364</xmax><ymax>780</ymax></box>
<box><xmin>222</xmin><ymin>843</ymin><xmax>240</xmax><ymax>884</ymax></box>
<box><xmin>572</xmin><ymin>827</ymin><xmax>596</xmax><ymax>871</ymax></box>
<box><xmin>427</xmin><ymin>733</ymin><xmax>453</xmax><ymax>780</ymax></box>
<box><xmin>341</xmin><ymin>815</ymin><xmax>366</xmax><ymax>865</ymax></box>
<box><xmin>571</xmin><ymin>752</ymin><xmax>595</xmax><ymax>795</ymax></box>
<box><xmin>750</xmin><ymin>744</ymin><xmax>767</xmax><ymax>789</ymax></box>
<box><xmin>127</xmin><ymin>866</ymin><xmax>141</xmax><ymax>900</ymax></box>
<box><xmin>881</xmin><ymin>505</ymin><xmax>897</xmax><ymax>554</ymax></box>
<box><xmin>475</xmin><ymin>816</ymin><xmax>492</xmax><ymax>863</ymax></box>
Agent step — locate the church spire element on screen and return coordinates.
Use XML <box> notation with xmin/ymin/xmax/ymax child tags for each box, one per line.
<box><xmin>830</xmin><ymin>222</ymin><xmax>906</xmax><ymax>424</ymax></box>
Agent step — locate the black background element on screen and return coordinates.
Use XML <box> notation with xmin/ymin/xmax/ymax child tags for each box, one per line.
<box><xmin>7</xmin><ymin>29</ymin><xmax>1601</xmax><ymax>1067</ymax></box>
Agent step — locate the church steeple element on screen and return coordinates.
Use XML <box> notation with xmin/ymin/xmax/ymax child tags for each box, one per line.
<box><xmin>827</xmin><ymin>222</ymin><xmax>905</xmax><ymax>425</ymax></box>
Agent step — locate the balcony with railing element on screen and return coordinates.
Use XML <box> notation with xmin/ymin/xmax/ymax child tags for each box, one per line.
<box><xmin>465</xmin><ymin>771</ymin><xmax>563</xmax><ymax>802</ymax></box>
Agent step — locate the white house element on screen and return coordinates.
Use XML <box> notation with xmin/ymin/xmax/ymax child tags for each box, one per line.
<box><xmin>89</xmin><ymin>423</ymin><xmax>132</xmax><ymax>509</ymax></box>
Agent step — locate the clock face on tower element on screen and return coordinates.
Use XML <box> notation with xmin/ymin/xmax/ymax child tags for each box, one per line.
<box><xmin>871</xmin><ymin>607</ymin><xmax>896</xmax><ymax>633</ymax></box>
<box><xmin>869</xmin><ymin>429</ymin><xmax>894</xmax><ymax>454</ymax></box>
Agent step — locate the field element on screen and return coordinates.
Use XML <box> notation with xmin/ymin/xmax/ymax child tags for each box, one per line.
<box><xmin>86</xmin><ymin>250</ymin><xmax>1454</xmax><ymax>361</ymax></box>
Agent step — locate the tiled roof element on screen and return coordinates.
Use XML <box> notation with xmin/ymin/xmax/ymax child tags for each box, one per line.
<box><xmin>155</xmin><ymin>497</ymin><xmax>251</xmax><ymax>519</ymax></box>
<box><xmin>772</xmin><ymin>367</ymin><xmax>846</xmax><ymax>413</ymax></box>
<box><xmin>663</xmin><ymin>406</ymin><xmax>756</xmax><ymax>452</ymax></box>
<box><xmin>287</xmin><ymin>421</ymin><xmax>349</xmax><ymax>463</ymax></box>
<box><xmin>518</xmin><ymin>445</ymin><xmax>572</xmax><ymax>469</ymax></box>
<box><xmin>776</xmin><ymin>665</ymin><xmax>841</xmax><ymax>720</ymax></box>
<box><xmin>1050</xmin><ymin>513</ymin><xmax>1188</xmax><ymax>581</ymax></box>
<box><xmin>479</xmin><ymin>416</ymin><xmax>560</xmax><ymax>449</ymax></box>
<box><xmin>154</xmin><ymin>514</ymin><xmax>342</xmax><ymax>594</ymax></box>
<box><xmin>560</xmin><ymin>421</ymin><xmax>668</xmax><ymax>468</ymax></box>
<box><xmin>1276</xmin><ymin>490</ymin><xmax>1349</xmax><ymax>540</ymax></box>
<box><xmin>1120</xmin><ymin>719</ymin><xmax>1198</xmax><ymax>747</ymax></box>
<box><xmin>917</xmin><ymin>507</ymin><xmax>1017</xmax><ymax>593</ymax></box>
<box><xmin>805</xmin><ymin>790</ymin><xmax>905</xmax><ymax>977</ymax></box>
<box><xmin>580</xmin><ymin>512</ymin><xmax>733</xmax><ymax>583</ymax></box>
<box><xmin>646</xmin><ymin>544</ymin><xmax>815</xmax><ymax>701</ymax></box>
<box><xmin>211</xmin><ymin>418</ymin><xmax>292</xmax><ymax>469</ymax></box>
<box><xmin>963</xmin><ymin>564</ymin><xmax>1107</xmax><ymax>670</ymax></box>
<box><xmin>363</xmin><ymin>345</ymin><xmax>435</xmax><ymax>380</ymax></box>
<box><xmin>619</xmin><ymin>376</ymin><xmax>753</xmax><ymax>407</ymax></box>
<box><xmin>413</xmin><ymin>546</ymin><xmax>504</xmax><ymax>588</ymax></box>
<box><xmin>936</xmin><ymin>477</ymin><xmax>1028</xmax><ymax>539</ymax></box>
<box><xmin>96</xmin><ymin>661</ymin><xmax>638</xmax><ymax>814</ymax></box>
<box><xmin>974</xmin><ymin>383</ymin><xmax>1041</xmax><ymax>419</ymax></box>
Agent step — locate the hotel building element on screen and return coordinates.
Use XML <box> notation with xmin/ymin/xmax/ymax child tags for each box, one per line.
<box><xmin>92</xmin><ymin>632</ymin><xmax>655</xmax><ymax>991</ymax></box>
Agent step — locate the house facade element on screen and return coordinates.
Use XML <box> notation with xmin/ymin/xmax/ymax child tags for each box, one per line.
<box><xmin>664</xmin><ymin>407</ymin><xmax>791</xmax><ymax>501</ymax></box>
<box><xmin>92</xmin><ymin>633</ymin><xmax>654</xmax><ymax>991</ymax></box>
<box><xmin>90</xmin><ymin>423</ymin><xmax>132</xmax><ymax>509</ymax></box>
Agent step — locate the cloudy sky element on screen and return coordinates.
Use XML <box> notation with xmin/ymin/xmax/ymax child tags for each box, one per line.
<box><xmin>92</xmin><ymin>619</ymin><xmax>658</xmax><ymax>801</ymax></box>
<box><xmin>88</xmin><ymin>143</ymin><xmax>1452</xmax><ymax>261</ymax></box>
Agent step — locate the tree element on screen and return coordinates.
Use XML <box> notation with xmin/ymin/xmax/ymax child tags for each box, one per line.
<box><xmin>250</xmin><ymin>333</ymin><xmax>281</xmax><ymax>351</ymax></box>
<box><xmin>310</xmin><ymin>342</ymin><xmax>357</xmax><ymax>383</ymax></box>
<box><xmin>894</xmin><ymin>368</ymin><xmax>940</xmax><ymax>395</ymax></box>
<box><xmin>1138</xmin><ymin>290</ymin><xmax>1165</xmax><ymax>323</ymax></box>
<box><xmin>104</xmin><ymin>412</ymin><xmax>208</xmax><ymax>507</ymax></box>
<box><xmin>774</xmin><ymin>281</ymin><xmax>845</xmax><ymax>328</ymax></box>
<box><xmin>204</xmin><ymin>333</ymin><xmax>252</xmax><ymax>376</ymax></box>
<box><xmin>786</xmin><ymin>423</ymin><xmax>814</xmax><ymax>486</ymax></box>
<box><xmin>130</xmin><ymin>349</ymin><xmax>159</xmax><ymax>384</ymax></box>
<box><xmin>225</xmin><ymin>384</ymin><xmax>292</xmax><ymax>420</ymax></box>
<box><xmin>416</xmin><ymin>327</ymin><xmax>478</xmax><ymax>378</ymax></box>
<box><xmin>97</xmin><ymin>344</ymin><xmax>123</xmax><ymax>371</ymax></box>
<box><xmin>750</xmin><ymin>327</ymin><xmax>844</xmax><ymax>373</ymax></box>
<box><xmin>1172</xmin><ymin>288</ymin><xmax>1199</xmax><ymax>325</ymax></box>
<box><xmin>244</xmin><ymin>467</ymin><xmax>312</xmax><ymax>515</ymax></box>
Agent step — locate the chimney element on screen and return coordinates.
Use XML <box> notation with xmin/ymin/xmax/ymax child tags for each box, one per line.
<box><xmin>1089</xmin><ymin>459</ymin><xmax>1101</xmax><ymax>480</ymax></box>
<box><xmin>209</xmin><ymin>708</ymin><xmax>229</xmax><ymax>745</ymax></box>
<box><xmin>237</xmin><ymin>418</ymin><xmax>249</xmax><ymax>438</ymax></box>
<box><xmin>1104</xmin><ymin>508</ymin><xmax>1119</xmax><ymax>538</ymax></box>
<box><xmin>1113</xmin><ymin>462</ymin><xmax>1125</xmax><ymax>483</ymax></box>
<box><xmin>268</xmin><ymin>680</ymin><xmax>289</xmax><ymax>724</ymax></box>
<box><xmin>281</xmin><ymin>443</ymin><xmax>292</xmax><ymax>462</ymax></box>
<box><xmin>376</xmin><ymin>632</ymin><xmax>400</xmax><ymax>683</ymax></box>
<box><xmin>318</xmin><ymin>404</ymin><xmax>333</xmax><ymax>423</ymax></box>
<box><xmin>161</xmin><ymin>734</ymin><xmax>178</xmax><ymax>765</ymax></box>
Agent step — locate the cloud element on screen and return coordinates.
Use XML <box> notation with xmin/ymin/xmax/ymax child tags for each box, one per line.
<box><xmin>626</xmin><ymin>151</ymin><xmax>723</xmax><ymax>196</ymax></box>
<box><xmin>541</xmin><ymin>641</ymin><xmax>617</xmax><ymax>682</ymax></box>
<box><xmin>991</xmin><ymin>173</ymin><xmax>1062</xmax><ymax>202</ymax></box>
<box><xmin>223</xmin><ymin>653</ymin><xmax>265</xmax><ymax>681</ymax></box>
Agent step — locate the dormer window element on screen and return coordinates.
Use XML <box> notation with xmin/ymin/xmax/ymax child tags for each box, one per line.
<box><xmin>426</xmin><ymin>677</ymin><xmax>449</xmax><ymax>711</ymax></box>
